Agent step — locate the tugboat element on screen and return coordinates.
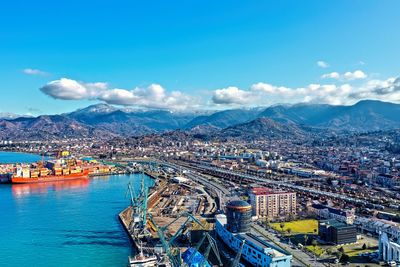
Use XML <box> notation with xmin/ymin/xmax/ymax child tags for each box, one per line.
<box><xmin>128</xmin><ymin>242</ymin><xmax>157</xmax><ymax>267</ymax></box>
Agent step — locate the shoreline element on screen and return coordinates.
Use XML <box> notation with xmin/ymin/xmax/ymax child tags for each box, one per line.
<box><xmin>118</xmin><ymin>172</ymin><xmax>160</xmax><ymax>250</ymax></box>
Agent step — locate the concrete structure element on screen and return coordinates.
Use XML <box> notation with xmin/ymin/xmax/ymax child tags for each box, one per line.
<box><xmin>355</xmin><ymin>216</ymin><xmax>400</xmax><ymax>239</ymax></box>
<box><xmin>379</xmin><ymin>232</ymin><xmax>400</xmax><ymax>262</ymax></box>
<box><xmin>249</xmin><ymin>187</ymin><xmax>296</xmax><ymax>219</ymax></box>
<box><xmin>226</xmin><ymin>200</ymin><xmax>252</xmax><ymax>233</ymax></box>
<box><xmin>216</xmin><ymin>214</ymin><xmax>292</xmax><ymax>267</ymax></box>
<box><xmin>171</xmin><ymin>176</ymin><xmax>189</xmax><ymax>184</ymax></box>
<box><xmin>318</xmin><ymin>219</ymin><xmax>357</xmax><ymax>245</ymax></box>
<box><xmin>310</xmin><ymin>203</ymin><xmax>355</xmax><ymax>224</ymax></box>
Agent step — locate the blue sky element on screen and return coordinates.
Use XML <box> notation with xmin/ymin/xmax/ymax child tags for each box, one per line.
<box><xmin>1</xmin><ymin>0</ymin><xmax>400</xmax><ymax>114</ymax></box>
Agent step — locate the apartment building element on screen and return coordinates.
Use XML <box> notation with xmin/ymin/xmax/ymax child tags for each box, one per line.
<box><xmin>310</xmin><ymin>203</ymin><xmax>355</xmax><ymax>225</ymax></box>
<box><xmin>248</xmin><ymin>187</ymin><xmax>297</xmax><ymax>219</ymax></box>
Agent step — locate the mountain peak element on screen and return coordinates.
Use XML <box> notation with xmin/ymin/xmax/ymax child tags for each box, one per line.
<box><xmin>75</xmin><ymin>103</ymin><xmax>117</xmax><ymax>114</ymax></box>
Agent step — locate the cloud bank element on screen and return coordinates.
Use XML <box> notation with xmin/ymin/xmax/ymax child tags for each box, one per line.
<box><xmin>39</xmin><ymin>70</ymin><xmax>400</xmax><ymax>110</ymax></box>
<box><xmin>211</xmin><ymin>77</ymin><xmax>400</xmax><ymax>106</ymax></box>
<box><xmin>40</xmin><ymin>78</ymin><xmax>197</xmax><ymax>110</ymax></box>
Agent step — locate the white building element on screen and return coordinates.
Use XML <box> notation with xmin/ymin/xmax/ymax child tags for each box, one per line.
<box><xmin>355</xmin><ymin>217</ymin><xmax>400</xmax><ymax>239</ymax></box>
<box><xmin>310</xmin><ymin>203</ymin><xmax>355</xmax><ymax>225</ymax></box>
<box><xmin>379</xmin><ymin>232</ymin><xmax>400</xmax><ymax>262</ymax></box>
<box><xmin>249</xmin><ymin>187</ymin><xmax>297</xmax><ymax>219</ymax></box>
<box><xmin>171</xmin><ymin>176</ymin><xmax>189</xmax><ymax>184</ymax></box>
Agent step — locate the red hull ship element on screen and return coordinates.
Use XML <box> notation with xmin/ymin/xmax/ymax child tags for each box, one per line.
<box><xmin>11</xmin><ymin>169</ymin><xmax>89</xmax><ymax>184</ymax></box>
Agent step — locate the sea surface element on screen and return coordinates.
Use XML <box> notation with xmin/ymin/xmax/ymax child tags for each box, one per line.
<box><xmin>0</xmin><ymin>151</ymin><xmax>43</xmax><ymax>163</ymax></box>
<box><xmin>0</xmin><ymin>152</ymin><xmax>153</xmax><ymax>267</ymax></box>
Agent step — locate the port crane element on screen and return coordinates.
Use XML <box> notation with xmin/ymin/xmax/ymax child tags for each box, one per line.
<box><xmin>126</xmin><ymin>171</ymin><xmax>150</xmax><ymax>239</ymax></box>
<box><xmin>231</xmin><ymin>240</ymin><xmax>245</xmax><ymax>267</ymax></box>
<box><xmin>184</xmin><ymin>231</ymin><xmax>223</xmax><ymax>267</ymax></box>
<box><xmin>148</xmin><ymin>212</ymin><xmax>222</xmax><ymax>267</ymax></box>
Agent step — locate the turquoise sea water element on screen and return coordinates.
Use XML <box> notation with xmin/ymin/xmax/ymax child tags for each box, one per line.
<box><xmin>0</xmin><ymin>151</ymin><xmax>43</xmax><ymax>163</ymax></box>
<box><xmin>0</xmin><ymin>152</ymin><xmax>152</xmax><ymax>267</ymax></box>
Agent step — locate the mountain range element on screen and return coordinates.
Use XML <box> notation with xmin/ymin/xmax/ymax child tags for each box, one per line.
<box><xmin>1</xmin><ymin>100</ymin><xmax>400</xmax><ymax>140</ymax></box>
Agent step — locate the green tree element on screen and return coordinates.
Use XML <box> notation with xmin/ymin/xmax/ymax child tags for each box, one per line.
<box><xmin>265</xmin><ymin>217</ymin><xmax>270</xmax><ymax>228</ymax></box>
<box><xmin>338</xmin><ymin>246</ymin><xmax>344</xmax><ymax>253</ymax></box>
<box><xmin>362</xmin><ymin>243</ymin><xmax>367</xmax><ymax>250</ymax></box>
<box><xmin>340</xmin><ymin>253</ymin><xmax>349</xmax><ymax>262</ymax></box>
<box><xmin>304</xmin><ymin>234</ymin><xmax>309</xmax><ymax>246</ymax></box>
<box><xmin>287</xmin><ymin>228</ymin><xmax>292</xmax><ymax>236</ymax></box>
<box><xmin>280</xmin><ymin>222</ymin><xmax>285</xmax><ymax>232</ymax></box>
<box><xmin>336</xmin><ymin>252</ymin><xmax>343</xmax><ymax>262</ymax></box>
<box><xmin>311</xmin><ymin>239</ymin><xmax>318</xmax><ymax>247</ymax></box>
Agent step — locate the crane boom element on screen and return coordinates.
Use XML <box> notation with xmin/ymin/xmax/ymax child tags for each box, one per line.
<box><xmin>231</xmin><ymin>240</ymin><xmax>245</xmax><ymax>267</ymax></box>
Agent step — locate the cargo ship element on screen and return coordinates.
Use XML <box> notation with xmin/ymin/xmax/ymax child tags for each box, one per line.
<box><xmin>1</xmin><ymin>151</ymin><xmax>116</xmax><ymax>184</ymax></box>
<box><xmin>11</xmin><ymin>169</ymin><xmax>89</xmax><ymax>184</ymax></box>
<box><xmin>9</xmin><ymin>155</ymin><xmax>90</xmax><ymax>184</ymax></box>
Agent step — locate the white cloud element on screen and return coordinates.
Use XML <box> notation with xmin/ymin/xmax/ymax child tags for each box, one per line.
<box><xmin>99</xmin><ymin>84</ymin><xmax>196</xmax><ymax>110</ymax></box>
<box><xmin>40</xmin><ymin>74</ymin><xmax>400</xmax><ymax>111</ymax></box>
<box><xmin>321</xmin><ymin>72</ymin><xmax>340</xmax><ymax>79</ymax></box>
<box><xmin>40</xmin><ymin>78</ymin><xmax>196</xmax><ymax>110</ymax></box>
<box><xmin>344</xmin><ymin>70</ymin><xmax>367</xmax><ymax>80</ymax></box>
<box><xmin>23</xmin><ymin>68</ymin><xmax>49</xmax><ymax>76</ymax></box>
<box><xmin>321</xmin><ymin>70</ymin><xmax>367</xmax><ymax>81</ymax></box>
<box><xmin>40</xmin><ymin>78</ymin><xmax>106</xmax><ymax>100</ymax></box>
<box><xmin>212</xmin><ymin>87</ymin><xmax>253</xmax><ymax>105</ymax></box>
<box><xmin>348</xmin><ymin>78</ymin><xmax>400</xmax><ymax>102</ymax></box>
<box><xmin>317</xmin><ymin>61</ymin><xmax>329</xmax><ymax>68</ymax></box>
<box><xmin>211</xmin><ymin>76</ymin><xmax>400</xmax><ymax>106</ymax></box>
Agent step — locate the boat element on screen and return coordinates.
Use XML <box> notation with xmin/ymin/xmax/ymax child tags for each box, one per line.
<box><xmin>128</xmin><ymin>242</ymin><xmax>158</xmax><ymax>267</ymax></box>
<box><xmin>128</xmin><ymin>253</ymin><xmax>158</xmax><ymax>267</ymax></box>
<box><xmin>11</xmin><ymin>169</ymin><xmax>89</xmax><ymax>184</ymax></box>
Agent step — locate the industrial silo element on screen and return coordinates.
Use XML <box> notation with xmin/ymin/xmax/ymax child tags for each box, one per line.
<box><xmin>226</xmin><ymin>200</ymin><xmax>252</xmax><ymax>233</ymax></box>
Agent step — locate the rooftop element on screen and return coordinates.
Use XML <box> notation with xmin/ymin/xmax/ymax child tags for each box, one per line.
<box><xmin>237</xmin><ymin>233</ymin><xmax>290</xmax><ymax>258</ymax></box>
<box><xmin>226</xmin><ymin>200</ymin><xmax>251</xmax><ymax>209</ymax></box>
<box><xmin>250</xmin><ymin>187</ymin><xmax>292</xmax><ymax>196</ymax></box>
<box><xmin>320</xmin><ymin>219</ymin><xmax>354</xmax><ymax>228</ymax></box>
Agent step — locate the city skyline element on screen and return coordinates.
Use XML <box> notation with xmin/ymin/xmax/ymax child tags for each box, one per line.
<box><xmin>1</xmin><ymin>1</ymin><xmax>400</xmax><ymax>115</ymax></box>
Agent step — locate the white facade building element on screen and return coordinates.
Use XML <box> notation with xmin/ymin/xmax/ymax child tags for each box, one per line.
<box><xmin>379</xmin><ymin>232</ymin><xmax>400</xmax><ymax>262</ymax></box>
<box><xmin>355</xmin><ymin>217</ymin><xmax>400</xmax><ymax>239</ymax></box>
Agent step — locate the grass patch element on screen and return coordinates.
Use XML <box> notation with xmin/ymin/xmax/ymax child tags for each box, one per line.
<box><xmin>306</xmin><ymin>245</ymin><xmax>325</xmax><ymax>257</ymax></box>
<box><xmin>346</xmin><ymin>248</ymin><xmax>375</xmax><ymax>257</ymax></box>
<box><xmin>271</xmin><ymin>219</ymin><xmax>318</xmax><ymax>235</ymax></box>
<box><xmin>342</xmin><ymin>245</ymin><xmax>378</xmax><ymax>257</ymax></box>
